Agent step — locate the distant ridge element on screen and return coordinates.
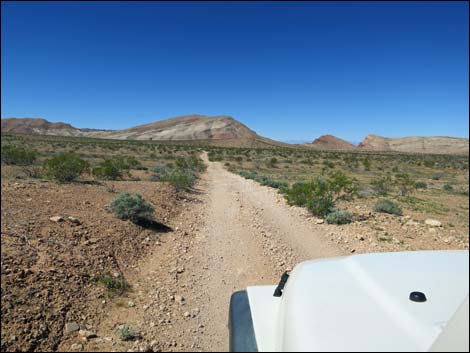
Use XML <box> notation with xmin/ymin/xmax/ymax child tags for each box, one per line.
<box><xmin>358</xmin><ymin>134</ymin><xmax>469</xmax><ymax>155</ymax></box>
<box><xmin>1</xmin><ymin>117</ymin><xmax>468</xmax><ymax>154</ymax></box>
<box><xmin>1</xmin><ymin>115</ymin><xmax>288</xmax><ymax>148</ymax></box>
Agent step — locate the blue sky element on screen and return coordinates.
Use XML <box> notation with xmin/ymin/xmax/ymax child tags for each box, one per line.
<box><xmin>1</xmin><ymin>1</ymin><xmax>468</xmax><ymax>142</ymax></box>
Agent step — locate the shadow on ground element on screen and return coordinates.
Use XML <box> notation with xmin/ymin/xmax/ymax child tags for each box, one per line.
<box><xmin>135</xmin><ymin>219</ymin><xmax>173</xmax><ymax>232</ymax></box>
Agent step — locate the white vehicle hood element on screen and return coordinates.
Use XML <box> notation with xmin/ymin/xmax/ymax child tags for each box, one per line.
<box><xmin>248</xmin><ymin>250</ymin><xmax>469</xmax><ymax>352</ymax></box>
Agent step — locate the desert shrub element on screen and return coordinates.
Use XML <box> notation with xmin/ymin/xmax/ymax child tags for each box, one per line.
<box><xmin>109</xmin><ymin>192</ymin><xmax>155</xmax><ymax>222</ymax></box>
<box><xmin>326</xmin><ymin>209</ymin><xmax>352</xmax><ymax>225</ymax></box>
<box><xmin>284</xmin><ymin>182</ymin><xmax>313</xmax><ymax>206</ymax></box>
<box><xmin>323</xmin><ymin>160</ymin><xmax>335</xmax><ymax>169</ymax></box>
<box><xmin>43</xmin><ymin>152</ymin><xmax>88</xmax><ymax>182</ymax></box>
<box><xmin>415</xmin><ymin>181</ymin><xmax>427</xmax><ymax>189</ymax></box>
<box><xmin>373</xmin><ymin>199</ymin><xmax>403</xmax><ymax>216</ymax></box>
<box><xmin>93</xmin><ymin>158</ymin><xmax>126</xmax><ymax>180</ymax></box>
<box><xmin>327</xmin><ymin>171</ymin><xmax>357</xmax><ymax>200</ymax></box>
<box><xmin>394</xmin><ymin>173</ymin><xmax>416</xmax><ymax>196</ymax></box>
<box><xmin>267</xmin><ymin>157</ymin><xmax>278</xmax><ymax>167</ymax></box>
<box><xmin>175</xmin><ymin>155</ymin><xmax>206</xmax><ymax>172</ymax></box>
<box><xmin>23</xmin><ymin>166</ymin><xmax>43</xmax><ymax>178</ymax></box>
<box><xmin>362</xmin><ymin>158</ymin><xmax>371</xmax><ymax>171</ymax></box>
<box><xmin>208</xmin><ymin>152</ymin><xmax>223</xmax><ymax>162</ymax></box>
<box><xmin>151</xmin><ymin>164</ymin><xmax>172</xmax><ymax>181</ymax></box>
<box><xmin>432</xmin><ymin>173</ymin><xmax>444</xmax><ymax>180</ymax></box>
<box><xmin>124</xmin><ymin>156</ymin><xmax>144</xmax><ymax>170</ymax></box>
<box><xmin>235</xmin><ymin>156</ymin><xmax>243</xmax><ymax>162</ymax></box>
<box><xmin>370</xmin><ymin>175</ymin><xmax>393</xmax><ymax>196</ymax></box>
<box><xmin>257</xmin><ymin>176</ymin><xmax>288</xmax><ymax>189</ymax></box>
<box><xmin>306</xmin><ymin>193</ymin><xmax>335</xmax><ymax>217</ymax></box>
<box><xmin>1</xmin><ymin>145</ymin><xmax>37</xmax><ymax>165</ymax></box>
<box><xmin>96</xmin><ymin>272</ymin><xmax>130</xmax><ymax>295</ymax></box>
<box><xmin>443</xmin><ymin>183</ymin><xmax>454</xmax><ymax>192</ymax></box>
<box><xmin>167</xmin><ymin>169</ymin><xmax>196</xmax><ymax>191</ymax></box>
<box><xmin>118</xmin><ymin>326</ymin><xmax>138</xmax><ymax>341</ymax></box>
<box><xmin>284</xmin><ymin>172</ymin><xmax>356</xmax><ymax>217</ymax></box>
<box><xmin>424</xmin><ymin>160</ymin><xmax>435</xmax><ymax>168</ymax></box>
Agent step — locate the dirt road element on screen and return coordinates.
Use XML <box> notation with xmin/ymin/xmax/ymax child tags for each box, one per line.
<box><xmin>87</xmin><ymin>154</ymin><xmax>345</xmax><ymax>352</ymax></box>
<box><xmin>186</xmin><ymin>153</ymin><xmax>344</xmax><ymax>351</ymax></box>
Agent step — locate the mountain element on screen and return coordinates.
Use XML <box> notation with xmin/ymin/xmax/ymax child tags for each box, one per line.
<box><xmin>1</xmin><ymin>115</ymin><xmax>286</xmax><ymax>148</ymax></box>
<box><xmin>310</xmin><ymin>135</ymin><xmax>356</xmax><ymax>150</ymax></box>
<box><xmin>358</xmin><ymin>134</ymin><xmax>469</xmax><ymax>155</ymax></box>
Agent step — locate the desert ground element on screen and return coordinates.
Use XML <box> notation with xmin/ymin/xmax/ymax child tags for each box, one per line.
<box><xmin>1</xmin><ymin>134</ymin><xmax>468</xmax><ymax>352</ymax></box>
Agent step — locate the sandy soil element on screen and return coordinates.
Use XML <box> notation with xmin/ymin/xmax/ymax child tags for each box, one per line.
<box><xmin>81</xmin><ymin>153</ymin><xmax>348</xmax><ymax>352</ymax></box>
<box><xmin>2</xmin><ymin>152</ymin><xmax>467</xmax><ymax>352</ymax></box>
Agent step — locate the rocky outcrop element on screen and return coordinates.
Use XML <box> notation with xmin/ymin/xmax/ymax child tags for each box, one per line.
<box><xmin>311</xmin><ymin>135</ymin><xmax>356</xmax><ymax>150</ymax></box>
<box><xmin>358</xmin><ymin>134</ymin><xmax>469</xmax><ymax>155</ymax></box>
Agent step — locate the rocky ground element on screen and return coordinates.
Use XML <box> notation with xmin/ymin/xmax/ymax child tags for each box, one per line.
<box><xmin>1</xmin><ymin>153</ymin><xmax>468</xmax><ymax>352</ymax></box>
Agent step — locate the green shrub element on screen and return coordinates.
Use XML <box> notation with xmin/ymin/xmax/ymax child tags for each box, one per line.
<box><xmin>96</xmin><ymin>272</ymin><xmax>130</xmax><ymax>295</ymax></box>
<box><xmin>167</xmin><ymin>169</ymin><xmax>196</xmax><ymax>191</ymax></box>
<box><xmin>326</xmin><ymin>210</ymin><xmax>352</xmax><ymax>225</ymax></box>
<box><xmin>109</xmin><ymin>192</ymin><xmax>155</xmax><ymax>222</ymax></box>
<box><xmin>93</xmin><ymin>158</ymin><xmax>125</xmax><ymax>180</ymax></box>
<box><xmin>118</xmin><ymin>326</ymin><xmax>138</xmax><ymax>341</ymax></box>
<box><xmin>267</xmin><ymin>157</ymin><xmax>278</xmax><ymax>167</ymax></box>
<box><xmin>124</xmin><ymin>156</ymin><xmax>144</xmax><ymax>170</ymax></box>
<box><xmin>43</xmin><ymin>153</ymin><xmax>88</xmax><ymax>182</ymax></box>
<box><xmin>327</xmin><ymin>171</ymin><xmax>357</xmax><ymax>200</ymax></box>
<box><xmin>284</xmin><ymin>182</ymin><xmax>313</xmax><ymax>206</ymax></box>
<box><xmin>415</xmin><ymin>181</ymin><xmax>427</xmax><ymax>189</ymax></box>
<box><xmin>1</xmin><ymin>145</ymin><xmax>37</xmax><ymax>165</ymax></box>
<box><xmin>373</xmin><ymin>199</ymin><xmax>403</xmax><ymax>216</ymax></box>
<box><xmin>257</xmin><ymin>176</ymin><xmax>288</xmax><ymax>189</ymax></box>
<box><xmin>151</xmin><ymin>164</ymin><xmax>172</xmax><ymax>181</ymax></box>
<box><xmin>306</xmin><ymin>193</ymin><xmax>335</xmax><ymax>217</ymax></box>
<box><xmin>443</xmin><ymin>183</ymin><xmax>454</xmax><ymax>192</ymax></box>
<box><xmin>284</xmin><ymin>172</ymin><xmax>356</xmax><ymax>217</ymax></box>
<box><xmin>371</xmin><ymin>175</ymin><xmax>393</xmax><ymax>196</ymax></box>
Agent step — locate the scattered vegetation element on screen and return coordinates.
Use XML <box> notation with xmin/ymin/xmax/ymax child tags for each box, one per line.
<box><xmin>1</xmin><ymin>144</ymin><xmax>37</xmax><ymax>165</ymax></box>
<box><xmin>109</xmin><ymin>192</ymin><xmax>155</xmax><ymax>223</ymax></box>
<box><xmin>95</xmin><ymin>272</ymin><xmax>130</xmax><ymax>295</ymax></box>
<box><xmin>283</xmin><ymin>171</ymin><xmax>356</xmax><ymax>217</ymax></box>
<box><xmin>373</xmin><ymin>199</ymin><xmax>403</xmax><ymax>216</ymax></box>
<box><xmin>43</xmin><ymin>152</ymin><xmax>88</xmax><ymax>182</ymax></box>
<box><xmin>325</xmin><ymin>209</ymin><xmax>352</xmax><ymax>224</ymax></box>
<box><xmin>414</xmin><ymin>181</ymin><xmax>427</xmax><ymax>189</ymax></box>
<box><xmin>117</xmin><ymin>325</ymin><xmax>138</xmax><ymax>341</ymax></box>
<box><xmin>443</xmin><ymin>183</ymin><xmax>454</xmax><ymax>192</ymax></box>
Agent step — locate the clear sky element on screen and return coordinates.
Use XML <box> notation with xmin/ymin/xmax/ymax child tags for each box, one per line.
<box><xmin>1</xmin><ymin>1</ymin><xmax>468</xmax><ymax>142</ymax></box>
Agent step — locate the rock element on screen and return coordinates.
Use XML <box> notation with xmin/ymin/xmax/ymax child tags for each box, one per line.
<box><xmin>65</xmin><ymin>322</ymin><xmax>80</xmax><ymax>334</ymax></box>
<box><xmin>183</xmin><ymin>311</ymin><xmax>190</xmax><ymax>318</ymax></box>
<box><xmin>174</xmin><ymin>295</ymin><xmax>185</xmax><ymax>305</ymax></box>
<box><xmin>78</xmin><ymin>329</ymin><xmax>96</xmax><ymax>339</ymax></box>
<box><xmin>351</xmin><ymin>249</ymin><xmax>356</xmax><ymax>253</ymax></box>
<box><xmin>314</xmin><ymin>219</ymin><xmax>324</xmax><ymax>225</ymax></box>
<box><xmin>425</xmin><ymin>219</ymin><xmax>442</xmax><ymax>227</ymax></box>
<box><xmin>428</xmin><ymin>228</ymin><xmax>437</xmax><ymax>234</ymax></box>
<box><xmin>113</xmin><ymin>272</ymin><xmax>120</xmax><ymax>278</ymax></box>
<box><xmin>70</xmin><ymin>343</ymin><xmax>83</xmax><ymax>351</ymax></box>
<box><xmin>406</xmin><ymin>220</ymin><xmax>419</xmax><ymax>226</ymax></box>
<box><xmin>68</xmin><ymin>216</ymin><xmax>81</xmax><ymax>225</ymax></box>
<box><xmin>49</xmin><ymin>216</ymin><xmax>64</xmax><ymax>222</ymax></box>
<box><xmin>128</xmin><ymin>301</ymin><xmax>136</xmax><ymax>308</ymax></box>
